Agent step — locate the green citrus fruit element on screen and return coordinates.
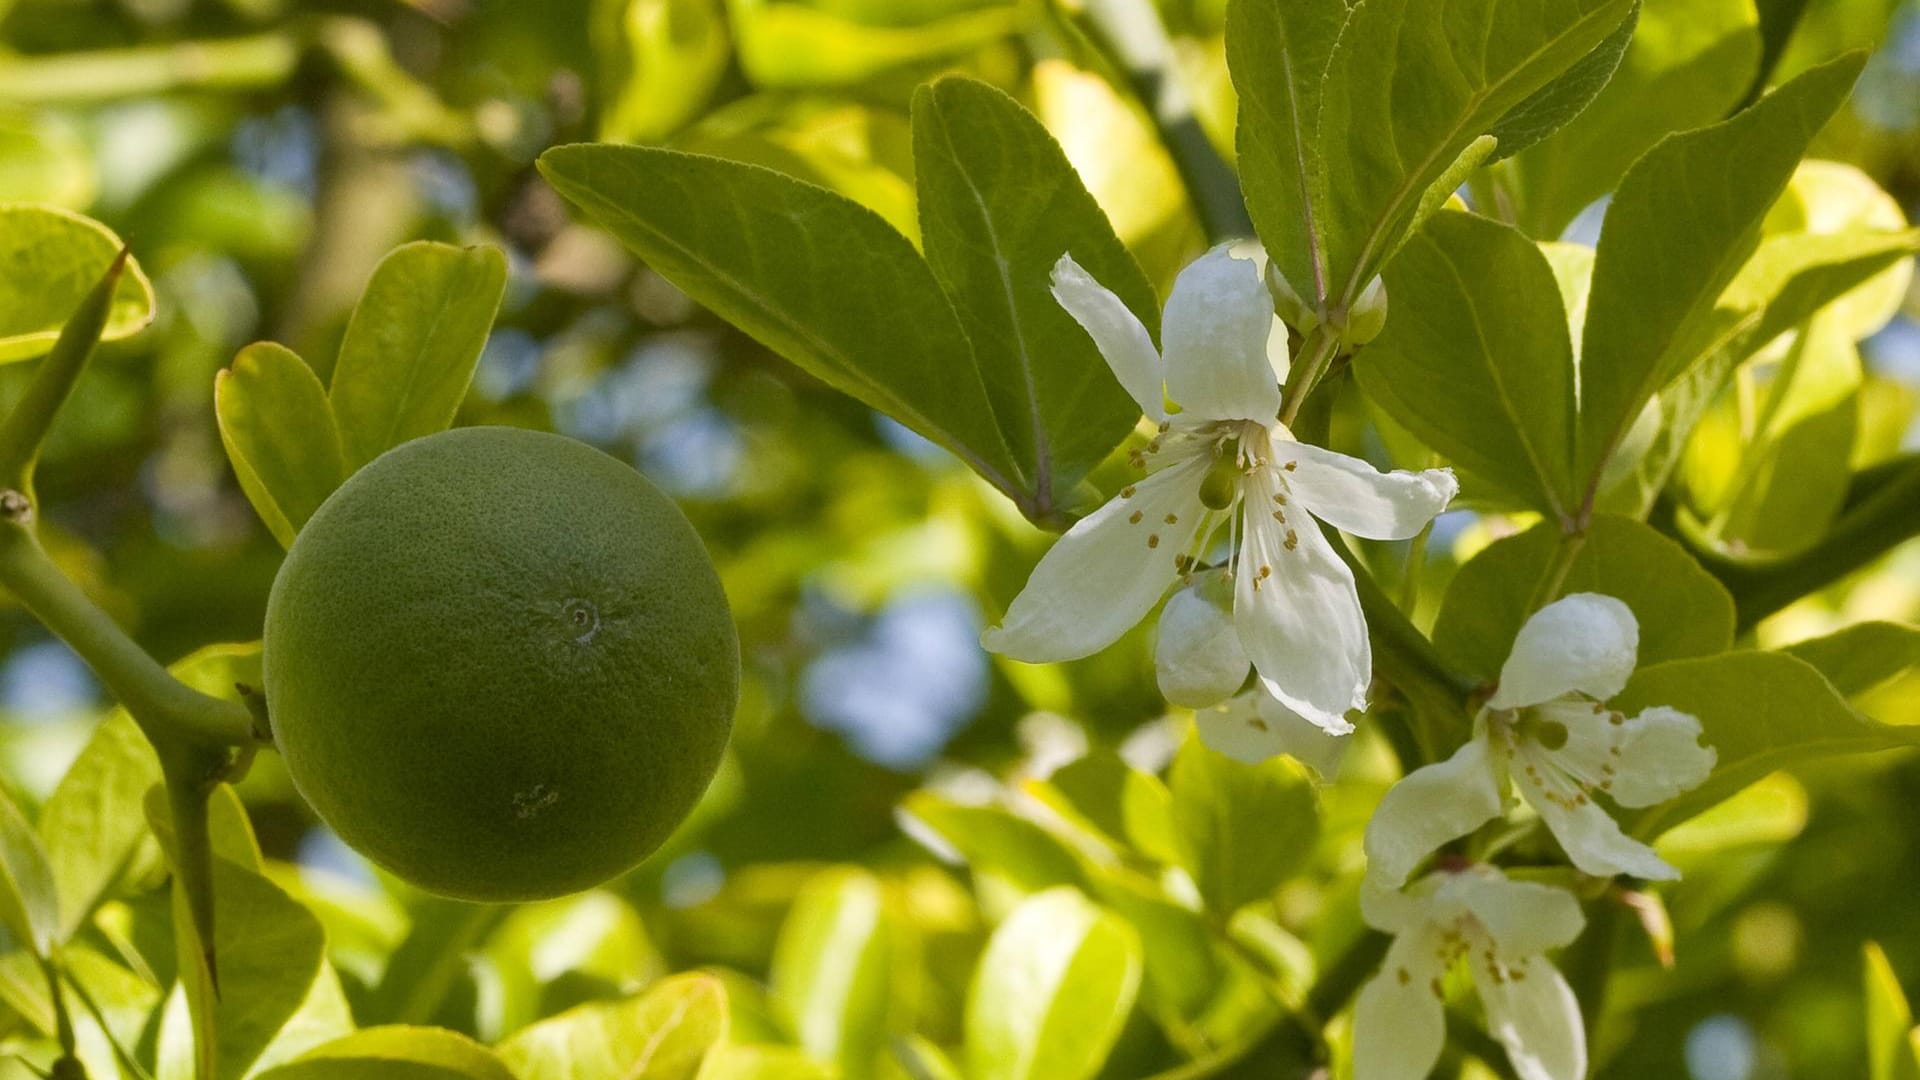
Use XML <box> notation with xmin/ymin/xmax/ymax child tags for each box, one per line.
<box><xmin>263</xmin><ymin>426</ymin><xmax>738</xmax><ymax>901</ymax></box>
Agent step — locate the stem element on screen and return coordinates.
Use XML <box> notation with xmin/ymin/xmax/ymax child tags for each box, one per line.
<box><xmin>0</xmin><ymin>250</ymin><xmax>128</xmax><ymax>501</ymax></box>
<box><xmin>1075</xmin><ymin>0</ymin><xmax>1253</xmax><ymax>243</ymax></box>
<box><xmin>0</xmin><ymin>528</ymin><xmax>256</xmax><ymax>748</ymax></box>
<box><xmin>1682</xmin><ymin>456</ymin><xmax>1920</xmax><ymax>632</ymax></box>
<box><xmin>1278</xmin><ymin>326</ymin><xmax>1341</xmax><ymax>429</ymax></box>
<box><xmin>1522</xmin><ymin>528</ymin><xmax>1589</xmax><ymax>617</ymax></box>
<box><xmin>0</xmin><ymin>33</ymin><xmax>300</xmax><ymax>103</ymax></box>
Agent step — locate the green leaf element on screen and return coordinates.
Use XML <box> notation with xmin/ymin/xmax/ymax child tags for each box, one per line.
<box><xmin>911</xmin><ymin>75</ymin><xmax>1155</xmax><ymax>506</ymax></box>
<box><xmin>498</xmin><ymin>972</ymin><xmax>729</xmax><ymax>1080</ymax></box>
<box><xmin>1167</xmin><ymin>730</ymin><xmax>1317</xmax><ymax>916</ymax></box>
<box><xmin>597</xmin><ymin>0</ymin><xmax>731</xmax><ymax>143</ymax></box>
<box><xmin>1505</xmin><ymin>0</ymin><xmax>1762</xmax><ymax>238</ymax></box>
<box><xmin>1358</xmin><ymin>209</ymin><xmax>1577</xmax><ymax>519</ymax></box>
<box><xmin>1484</xmin><ymin>1</ymin><xmax>1640</xmax><ymax>164</ymax></box>
<box><xmin>217</xmin><ymin>343</ymin><xmax>347</xmax><ymax>549</ymax></box>
<box><xmin>364</xmin><ymin>897</ymin><xmax>508</xmax><ymax>1027</ymax></box>
<box><xmin>480</xmin><ymin>892</ymin><xmax>663</xmax><ymax>1039</ymax></box>
<box><xmin>1607</xmin><ymin>226</ymin><xmax>1920</xmax><ymax>514</ymax></box>
<box><xmin>769</xmin><ymin>867</ymin><xmax>895</xmax><ymax>1080</ymax></box>
<box><xmin>1227</xmin><ymin>0</ymin><xmax>1634</xmax><ymax>311</ymax></box>
<box><xmin>1024</xmin><ymin>752</ymin><xmax>1178</xmax><ymax>865</ymax></box>
<box><xmin>1784</xmin><ymin>621</ymin><xmax>1920</xmax><ymax>699</ymax></box>
<box><xmin>1088</xmin><ymin>870</ymin><xmax>1223</xmax><ymax>1022</ymax></box>
<box><xmin>726</xmin><ymin>0</ymin><xmax>1019</xmax><ymax>88</ymax></box>
<box><xmin>1615</xmin><ymin>650</ymin><xmax>1920</xmax><ymax>836</ymax></box>
<box><xmin>703</xmin><ymin>1045</ymin><xmax>836</xmax><ymax>1080</ymax></box>
<box><xmin>1866</xmin><ymin>943</ymin><xmax>1920</xmax><ymax>1080</ymax></box>
<box><xmin>0</xmin><ymin>784</ymin><xmax>58</xmax><ymax>958</ymax></box>
<box><xmin>892</xmin><ymin>1034</ymin><xmax>962</xmax><ymax>1080</ymax></box>
<box><xmin>538</xmin><ymin>144</ymin><xmax>1029</xmax><ymax>509</ymax></box>
<box><xmin>0</xmin><ymin>204</ymin><xmax>153</xmax><ymax>362</ymax></box>
<box><xmin>963</xmin><ymin>888</ymin><xmax>1141</xmax><ymax>1080</ymax></box>
<box><xmin>1574</xmin><ymin>52</ymin><xmax>1864</xmax><ymax>486</ymax></box>
<box><xmin>38</xmin><ymin>712</ymin><xmax>160</xmax><ymax>943</ymax></box>
<box><xmin>328</xmin><ymin>241</ymin><xmax>507</xmax><ymax>470</ymax></box>
<box><xmin>252</xmin><ymin>1027</ymin><xmax>516</xmax><ymax>1080</ymax></box>
<box><xmin>1433</xmin><ymin>514</ymin><xmax>1735</xmax><ymax>679</ymax></box>
<box><xmin>896</xmin><ymin>793</ymin><xmax>1086</xmax><ymax>916</ymax></box>
<box><xmin>160</xmin><ymin>854</ymin><xmax>347</xmax><ymax>1080</ymax></box>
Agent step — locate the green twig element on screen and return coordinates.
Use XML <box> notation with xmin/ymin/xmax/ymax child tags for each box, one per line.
<box><xmin>0</xmin><ymin>250</ymin><xmax>128</xmax><ymax>502</ymax></box>
<box><xmin>0</xmin><ymin>34</ymin><xmax>299</xmax><ymax>103</ymax></box>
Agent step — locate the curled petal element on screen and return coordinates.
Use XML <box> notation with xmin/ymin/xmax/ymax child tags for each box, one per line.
<box><xmin>1364</xmin><ymin>736</ymin><xmax>1504</xmax><ymax>889</ymax></box>
<box><xmin>1441</xmin><ymin>870</ymin><xmax>1586</xmax><ymax>956</ymax></box>
<box><xmin>1156</xmin><ymin>581</ymin><xmax>1251</xmax><ymax>708</ymax></box>
<box><xmin>1489</xmin><ymin>593</ymin><xmax>1639</xmax><ymax>710</ymax></box>
<box><xmin>1234</xmin><ymin>477</ymin><xmax>1369</xmax><ymax>732</ymax></box>
<box><xmin>1162</xmin><ymin>246</ymin><xmax>1282</xmax><ymax>422</ymax></box>
<box><xmin>1280</xmin><ymin>439</ymin><xmax>1458</xmax><ymax>541</ymax></box>
<box><xmin>983</xmin><ymin>455</ymin><xmax>1209</xmax><ymax>663</ymax></box>
<box><xmin>1352</xmin><ymin>929</ymin><xmax>1449</xmax><ymax>1080</ymax></box>
<box><xmin>1519</xmin><ymin>764</ymin><xmax>1677</xmax><ymax>881</ymax></box>
<box><xmin>1052</xmin><ymin>253</ymin><xmax>1167</xmax><ymax>422</ymax></box>
<box><xmin>1473</xmin><ymin>954</ymin><xmax>1587</xmax><ymax>1080</ymax></box>
<box><xmin>1609</xmin><ymin>706</ymin><xmax>1716</xmax><ymax>808</ymax></box>
<box><xmin>1195</xmin><ymin>691</ymin><xmax>1349</xmax><ymax>777</ymax></box>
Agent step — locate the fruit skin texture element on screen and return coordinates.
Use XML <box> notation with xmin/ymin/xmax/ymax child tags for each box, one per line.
<box><xmin>264</xmin><ymin>426</ymin><xmax>738</xmax><ymax>902</ymax></box>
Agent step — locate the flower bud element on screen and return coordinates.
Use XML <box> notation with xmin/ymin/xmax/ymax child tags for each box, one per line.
<box><xmin>1154</xmin><ymin>577</ymin><xmax>1249</xmax><ymax>709</ymax></box>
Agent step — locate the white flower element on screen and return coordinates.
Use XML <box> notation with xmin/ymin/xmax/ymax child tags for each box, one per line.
<box><xmin>1354</xmin><ymin>865</ymin><xmax>1587</xmax><ymax>1080</ymax></box>
<box><xmin>980</xmin><ymin>246</ymin><xmax>1458</xmax><ymax>732</ymax></box>
<box><xmin>1364</xmin><ymin>594</ymin><xmax>1717</xmax><ymax>888</ymax></box>
<box><xmin>1194</xmin><ymin>690</ymin><xmax>1349</xmax><ymax>778</ymax></box>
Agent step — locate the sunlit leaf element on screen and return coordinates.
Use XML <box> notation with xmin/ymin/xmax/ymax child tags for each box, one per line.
<box><xmin>0</xmin><ymin>204</ymin><xmax>153</xmax><ymax>363</ymax></box>
<box><xmin>1784</xmin><ymin>621</ymin><xmax>1920</xmax><ymax>700</ymax></box>
<box><xmin>912</xmin><ymin>75</ymin><xmax>1155</xmax><ymax>507</ymax></box>
<box><xmin>480</xmin><ymin>891</ymin><xmax>663</xmax><ymax>1040</ymax></box>
<box><xmin>1575</xmin><ymin>53</ymin><xmax>1863</xmax><ymax>486</ymax></box>
<box><xmin>897</xmin><ymin>793</ymin><xmax>1087</xmax><ymax>917</ymax></box>
<box><xmin>0</xmin><ymin>784</ymin><xmax>58</xmax><ymax>958</ymax></box>
<box><xmin>38</xmin><ymin>713</ymin><xmax>159</xmax><ymax>943</ymax></box>
<box><xmin>329</xmin><ymin>241</ymin><xmax>507</xmax><ymax>470</ymax></box>
<box><xmin>497</xmin><ymin>971</ymin><xmax>728</xmax><ymax>1080</ymax></box>
<box><xmin>1025</xmin><ymin>752</ymin><xmax>1178</xmax><ymax>866</ymax></box>
<box><xmin>1167</xmin><ymin>731</ymin><xmax>1317</xmax><ymax>916</ymax></box>
<box><xmin>252</xmin><ymin>1026</ymin><xmax>516</xmax><ymax>1080</ymax></box>
<box><xmin>963</xmin><ymin>887</ymin><xmax>1141</xmax><ymax>1080</ymax></box>
<box><xmin>216</xmin><ymin>342</ymin><xmax>347</xmax><ymax>549</ymax></box>
<box><xmin>1227</xmin><ymin>0</ymin><xmax>1634</xmax><ymax>311</ymax></box>
<box><xmin>1434</xmin><ymin>514</ymin><xmax>1736</xmax><ymax>679</ymax></box>
<box><xmin>726</xmin><ymin>0</ymin><xmax>1018</xmax><ymax>88</ymax></box>
<box><xmin>1866</xmin><ymin>942</ymin><xmax>1920</xmax><ymax>1080</ymax></box>
<box><xmin>769</xmin><ymin>866</ymin><xmax>895</xmax><ymax>1080</ymax></box>
<box><xmin>1359</xmin><ymin>209</ymin><xmax>1578</xmax><ymax>519</ymax></box>
<box><xmin>1618</xmin><ymin>650</ymin><xmax>1920</xmax><ymax>837</ymax></box>
<box><xmin>597</xmin><ymin>0</ymin><xmax>731</xmax><ymax>143</ymax></box>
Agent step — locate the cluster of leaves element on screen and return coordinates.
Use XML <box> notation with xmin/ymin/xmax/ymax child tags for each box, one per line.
<box><xmin>0</xmin><ymin>0</ymin><xmax>1917</xmax><ymax>1078</ymax></box>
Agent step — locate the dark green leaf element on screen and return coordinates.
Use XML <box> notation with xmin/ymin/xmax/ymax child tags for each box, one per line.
<box><xmin>1227</xmin><ymin>0</ymin><xmax>1634</xmax><ymax>311</ymax></box>
<box><xmin>1783</xmin><ymin>621</ymin><xmax>1920</xmax><ymax>699</ymax></box>
<box><xmin>1485</xmin><ymin>2</ymin><xmax>1640</xmax><ymax>164</ymax></box>
<box><xmin>538</xmin><ymin>145</ymin><xmax>1027</xmax><ymax>506</ymax></box>
<box><xmin>912</xmin><ymin>75</ymin><xmax>1155</xmax><ymax>506</ymax></box>
<box><xmin>1433</xmin><ymin>514</ymin><xmax>1735</xmax><ymax>680</ymax></box>
<box><xmin>1358</xmin><ymin>209</ymin><xmax>1577</xmax><ymax>519</ymax></box>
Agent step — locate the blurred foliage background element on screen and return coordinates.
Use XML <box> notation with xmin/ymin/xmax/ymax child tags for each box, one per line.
<box><xmin>0</xmin><ymin>0</ymin><xmax>1917</xmax><ymax>1077</ymax></box>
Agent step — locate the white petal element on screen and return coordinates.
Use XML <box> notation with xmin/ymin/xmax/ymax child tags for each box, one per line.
<box><xmin>1364</xmin><ymin>736</ymin><xmax>1505</xmax><ymax>889</ymax></box>
<box><xmin>1524</xmin><ymin>775</ymin><xmax>1678</xmax><ymax>881</ymax></box>
<box><xmin>1279</xmin><ymin>439</ymin><xmax>1458</xmax><ymax>541</ymax></box>
<box><xmin>1609</xmin><ymin>705</ymin><xmax>1716</xmax><ymax>808</ymax></box>
<box><xmin>1195</xmin><ymin>691</ymin><xmax>1350</xmax><ymax>775</ymax></box>
<box><xmin>983</xmin><ymin>455</ymin><xmax>1210</xmax><ymax>663</ymax></box>
<box><xmin>1155</xmin><ymin>581</ymin><xmax>1250</xmax><ymax>708</ymax></box>
<box><xmin>1234</xmin><ymin>470</ymin><xmax>1370</xmax><ymax>731</ymax></box>
<box><xmin>1488</xmin><ymin>593</ymin><xmax>1640</xmax><ymax>710</ymax></box>
<box><xmin>1473</xmin><ymin>956</ymin><xmax>1587</xmax><ymax>1080</ymax></box>
<box><xmin>1352</xmin><ymin>931</ymin><xmax>1449</xmax><ymax>1080</ymax></box>
<box><xmin>1358</xmin><ymin>874</ymin><xmax>1432</xmax><ymax>936</ymax></box>
<box><xmin>1051</xmin><ymin>252</ymin><xmax>1167</xmax><ymax>422</ymax></box>
<box><xmin>1161</xmin><ymin>246</ymin><xmax>1282</xmax><ymax>422</ymax></box>
<box><xmin>1443</xmin><ymin>871</ymin><xmax>1586</xmax><ymax>956</ymax></box>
